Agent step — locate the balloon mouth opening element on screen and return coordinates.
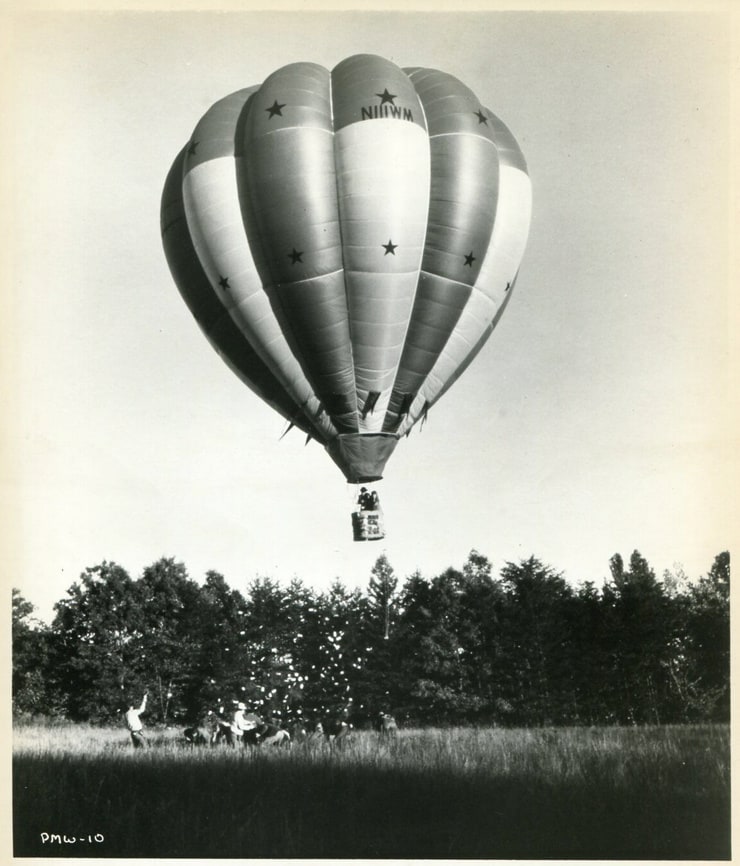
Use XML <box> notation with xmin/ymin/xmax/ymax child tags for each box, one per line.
<box><xmin>325</xmin><ymin>433</ymin><xmax>399</xmax><ymax>484</ymax></box>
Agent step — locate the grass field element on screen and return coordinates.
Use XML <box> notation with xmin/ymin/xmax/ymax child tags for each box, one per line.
<box><xmin>13</xmin><ymin>721</ymin><xmax>730</xmax><ymax>859</ymax></box>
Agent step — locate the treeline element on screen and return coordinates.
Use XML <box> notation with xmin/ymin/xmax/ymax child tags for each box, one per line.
<box><xmin>12</xmin><ymin>549</ymin><xmax>729</xmax><ymax>728</ymax></box>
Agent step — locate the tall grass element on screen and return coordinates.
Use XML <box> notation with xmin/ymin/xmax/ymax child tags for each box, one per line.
<box><xmin>13</xmin><ymin>722</ymin><xmax>730</xmax><ymax>859</ymax></box>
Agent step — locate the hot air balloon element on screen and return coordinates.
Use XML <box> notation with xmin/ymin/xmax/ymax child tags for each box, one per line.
<box><xmin>161</xmin><ymin>54</ymin><xmax>531</xmax><ymax>540</ymax></box>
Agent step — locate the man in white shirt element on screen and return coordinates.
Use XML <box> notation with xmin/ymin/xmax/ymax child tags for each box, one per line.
<box><xmin>232</xmin><ymin>702</ymin><xmax>259</xmax><ymax>746</ymax></box>
<box><xmin>125</xmin><ymin>692</ymin><xmax>148</xmax><ymax>748</ymax></box>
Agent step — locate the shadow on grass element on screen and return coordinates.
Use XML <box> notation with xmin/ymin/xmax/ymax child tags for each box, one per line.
<box><xmin>14</xmin><ymin>750</ymin><xmax>730</xmax><ymax>859</ymax></box>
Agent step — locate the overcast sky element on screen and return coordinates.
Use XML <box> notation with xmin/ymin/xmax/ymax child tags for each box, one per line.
<box><xmin>4</xmin><ymin>7</ymin><xmax>735</xmax><ymax>623</ymax></box>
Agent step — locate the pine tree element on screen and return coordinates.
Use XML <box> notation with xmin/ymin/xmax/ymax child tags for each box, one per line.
<box><xmin>367</xmin><ymin>553</ymin><xmax>398</xmax><ymax>641</ymax></box>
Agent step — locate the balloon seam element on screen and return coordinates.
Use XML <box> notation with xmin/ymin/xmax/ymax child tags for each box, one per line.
<box><xmin>328</xmin><ymin>64</ymin><xmax>358</xmax><ymax>441</ymax></box>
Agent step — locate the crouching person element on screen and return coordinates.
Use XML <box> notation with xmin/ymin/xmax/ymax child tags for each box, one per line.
<box><xmin>184</xmin><ymin>726</ymin><xmax>207</xmax><ymax>746</ymax></box>
<box><xmin>241</xmin><ymin>717</ymin><xmax>291</xmax><ymax>748</ymax></box>
<box><xmin>207</xmin><ymin>706</ymin><xmax>233</xmax><ymax>746</ymax></box>
<box><xmin>259</xmin><ymin>720</ymin><xmax>291</xmax><ymax>747</ymax></box>
<box><xmin>377</xmin><ymin>711</ymin><xmax>398</xmax><ymax>737</ymax></box>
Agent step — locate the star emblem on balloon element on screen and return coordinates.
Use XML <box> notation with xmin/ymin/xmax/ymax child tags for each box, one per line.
<box><xmin>382</xmin><ymin>239</ymin><xmax>398</xmax><ymax>255</ymax></box>
<box><xmin>376</xmin><ymin>88</ymin><xmax>397</xmax><ymax>105</ymax></box>
<box><xmin>218</xmin><ymin>275</ymin><xmax>230</xmax><ymax>290</ymax></box>
<box><xmin>289</xmin><ymin>248</ymin><xmax>304</xmax><ymax>264</ymax></box>
<box><xmin>266</xmin><ymin>100</ymin><xmax>286</xmax><ymax>118</ymax></box>
<box><xmin>474</xmin><ymin>109</ymin><xmax>488</xmax><ymax>125</ymax></box>
<box><xmin>464</xmin><ymin>251</ymin><xmax>476</xmax><ymax>267</ymax></box>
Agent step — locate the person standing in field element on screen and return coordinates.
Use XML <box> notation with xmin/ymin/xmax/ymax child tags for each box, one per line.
<box><xmin>125</xmin><ymin>691</ymin><xmax>148</xmax><ymax>749</ymax></box>
<box><xmin>232</xmin><ymin>702</ymin><xmax>256</xmax><ymax>746</ymax></box>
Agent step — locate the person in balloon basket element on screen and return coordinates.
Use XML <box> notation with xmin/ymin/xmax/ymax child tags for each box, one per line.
<box><xmin>124</xmin><ymin>691</ymin><xmax>148</xmax><ymax>749</ymax></box>
<box><xmin>358</xmin><ymin>487</ymin><xmax>380</xmax><ymax>511</ymax></box>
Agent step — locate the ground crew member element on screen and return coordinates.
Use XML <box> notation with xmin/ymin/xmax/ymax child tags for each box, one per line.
<box><xmin>125</xmin><ymin>691</ymin><xmax>148</xmax><ymax>748</ymax></box>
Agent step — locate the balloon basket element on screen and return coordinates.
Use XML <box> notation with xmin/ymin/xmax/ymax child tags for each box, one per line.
<box><xmin>352</xmin><ymin>510</ymin><xmax>385</xmax><ymax>542</ymax></box>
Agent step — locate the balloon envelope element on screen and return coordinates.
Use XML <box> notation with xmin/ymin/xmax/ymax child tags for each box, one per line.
<box><xmin>161</xmin><ymin>54</ymin><xmax>531</xmax><ymax>483</ymax></box>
